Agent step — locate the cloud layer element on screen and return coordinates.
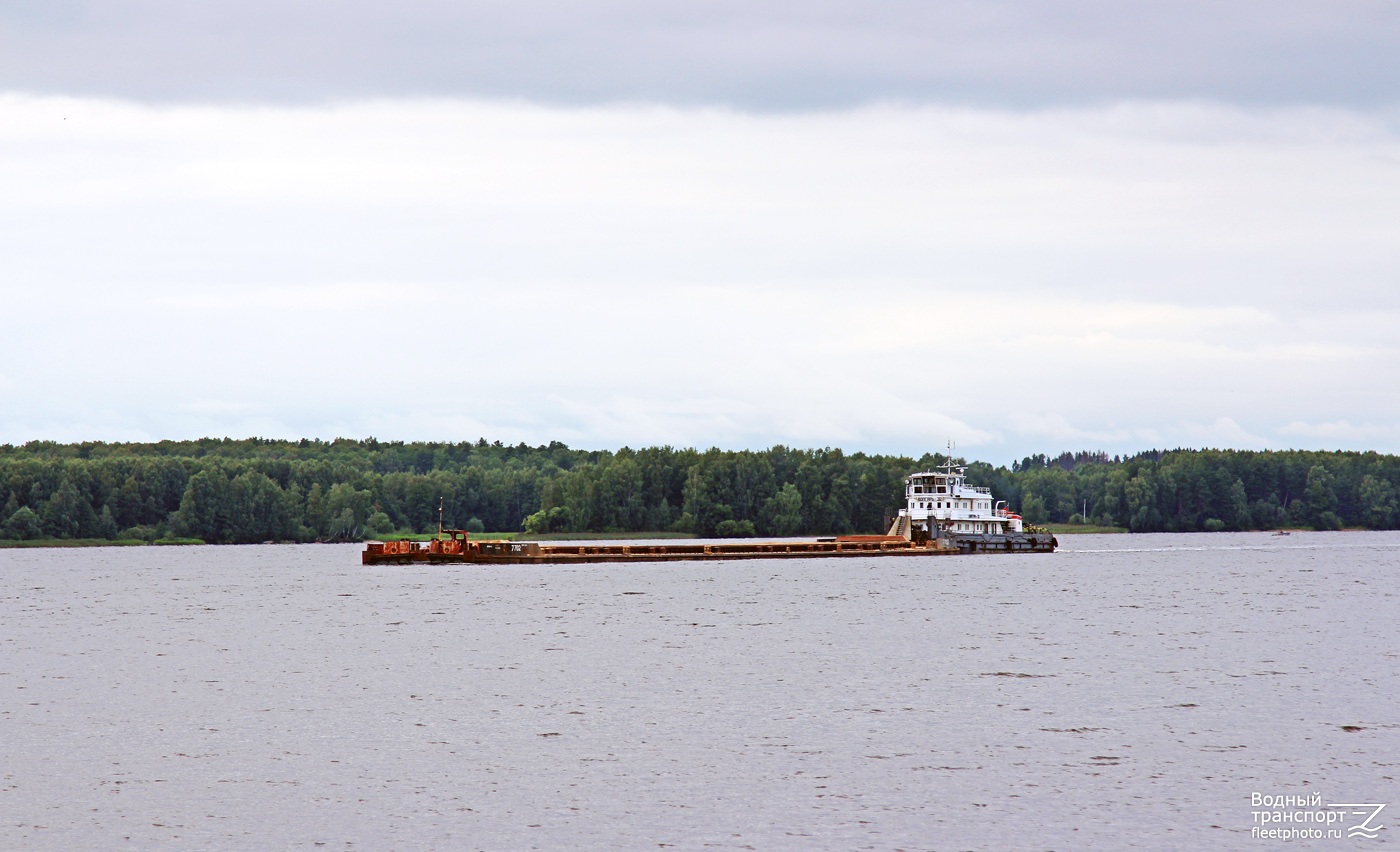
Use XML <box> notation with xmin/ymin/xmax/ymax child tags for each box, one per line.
<box><xmin>2</xmin><ymin>95</ymin><xmax>1397</xmax><ymax>460</ymax></box>
<box><xmin>2</xmin><ymin>2</ymin><xmax>1398</xmax><ymax>108</ymax></box>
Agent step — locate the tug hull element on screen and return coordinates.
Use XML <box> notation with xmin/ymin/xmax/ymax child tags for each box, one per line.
<box><xmin>943</xmin><ymin>533</ymin><xmax>1058</xmax><ymax>554</ymax></box>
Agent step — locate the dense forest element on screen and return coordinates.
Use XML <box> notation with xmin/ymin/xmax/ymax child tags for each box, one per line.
<box><xmin>1</xmin><ymin>439</ymin><xmax>1397</xmax><ymax>544</ymax></box>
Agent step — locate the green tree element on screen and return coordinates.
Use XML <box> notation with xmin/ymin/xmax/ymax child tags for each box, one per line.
<box><xmin>1020</xmin><ymin>493</ymin><xmax>1048</xmax><ymax>525</ymax></box>
<box><xmin>1125</xmin><ymin>472</ymin><xmax>1163</xmax><ymax>532</ymax></box>
<box><xmin>41</xmin><ymin>479</ymin><xmax>97</xmax><ymax>539</ymax></box>
<box><xmin>228</xmin><ymin>471</ymin><xmax>294</xmax><ymax>542</ymax></box>
<box><xmin>1227</xmin><ymin>479</ymin><xmax>1252</xmax><ymax>530</ymax></box>
<box><xmin>1251</xmin><ymin>496</ymin><xmax>1284</xmax><ymax>530</ymax></box>
<box><xmin>304</xmin><ymin>483</ymin><xmax>328</xmax><ymax>539</ymax></box>
<box><xmin>328</xmin><ymin>508</ymin><xmax>357</xmax><ymax>540</ymax></box>
<box><xmin>96</xmin><ymin>505</ymin><xmax>119</xmax><ymax>539</ymax></box>
<box><xmin>2</xmin><ymin>506</ymin><xmax>42</xmax><ymax>540</ymax></box>
<box><xmin>175</xmin><ymin>469</ymin><xmax>232</xmax><ymax>542</ymax></box>
<box><xmin>1314</xmin><ymin>511</ymin><xmax>1343</xmax><ymax>531</ymax></box>
<box><xmin>760</xmin><ymin>483</ymin><xmax>803</xmax><ymax>536</ymax></box>
<box><xmin>523</xmin><ymin>506</ymin><xmax>571</xmax><ymax>534</ymax></box>
<box><xmin>681</xmin><ymin>463</ymin><xmax>733</xmax><ymax>537</ymax></box>
<box><xmin>1357</xmin><ymin>475</ymin><xmax>1398</xmax><ymax>529</ymax></box>
<box><xmin>365</xmin><ymin>511</ymin><xmax>395</xmax><ymax>537</ymax></box>
<box><xmin>715</xmin><ymin>519</ymin><xmax>757</xmax><ymax>537</ymax></box>
<box><xmin>325</xmin><ymin>483</ymin><xmax>373</xmax><ymax>540</ymax></box>
<box><xmin>1100</xmin><ymin>469</ymin><xmax>1130</xmax><ymax>526</ymax></box>
<box><xmin>109</xmin><ymin>475</ymin><xmax>145</xmax><ymax>529</ymax></box>
<box><xmin>1305</xmin><ymin>465</ymin><xmax>1338</xmax><ymax>528</ymax></box>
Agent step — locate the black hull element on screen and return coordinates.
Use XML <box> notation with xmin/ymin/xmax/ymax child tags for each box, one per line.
<box><xmin>943</xmin><ymin>532</ymin><xmax>1057</xmax><ymax>554</ymax></box>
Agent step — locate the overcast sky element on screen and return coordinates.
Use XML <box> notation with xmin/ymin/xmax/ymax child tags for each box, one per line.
<box><xmin>4</xmin><ymin>1</ymin><xmax>1399</xmax><ymax>108</ymax></box>
<box><xmin>2</xmin><ymin>2</ymin><xmax>1398</xmax><ymax>463</ymax></box>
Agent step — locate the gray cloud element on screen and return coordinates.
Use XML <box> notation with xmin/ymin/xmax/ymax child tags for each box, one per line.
<box><xmin>2</xmin><ymin>1</ymin><xmax>1398</xmax><ymax>108</ymax></box>
<box><xmin>2</xmin><ymin>97</ymin><xmax>1398</xmax><ymax>458</ymax></box>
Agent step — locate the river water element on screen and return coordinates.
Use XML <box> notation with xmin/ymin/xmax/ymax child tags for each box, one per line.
<box><xmin>2</xmin><ymin>532</ymin><xmax>1396</xmax><ymax>850</ymax></box>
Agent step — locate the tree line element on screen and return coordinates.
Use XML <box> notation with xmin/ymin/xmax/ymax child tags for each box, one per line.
<box><xmin>989</xmin><ymin>448</ymin><xmax>1399</xmax><ymax>532</ymax></box>
<box><xmin>1</xmin><ymin>438</ymin><xmax>1397</xmax><ymax>543</ymax></box>
<box><xmin>0</xmin><ymin>438</ymin><xmax>571</xmax><ymax>544</ymax></box>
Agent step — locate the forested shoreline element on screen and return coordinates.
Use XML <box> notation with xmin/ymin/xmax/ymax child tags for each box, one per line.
<box><xmin>1</xmin><ymin>438</ymin><xmax>1397</xmax><ymax>544</ymax></box>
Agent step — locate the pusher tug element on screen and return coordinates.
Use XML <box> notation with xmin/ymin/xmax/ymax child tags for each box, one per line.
<box><xmin>887</xmin><ymin>460</ymin><xmax>1057</xmax><ymax>554</ymax></box>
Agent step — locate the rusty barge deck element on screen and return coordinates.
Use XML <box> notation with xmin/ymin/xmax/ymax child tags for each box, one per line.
<box><xmin>363</xmin><ymin>533</ymin><xmax>965</xmax><ymax>566</ymax></box>
<box><xmin>366</xmin><ymin>528</ymin><xmax>1052</xmax><ymax>562</ymax></box>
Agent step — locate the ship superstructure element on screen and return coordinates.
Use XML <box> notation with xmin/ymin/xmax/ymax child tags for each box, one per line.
<box><xmin>893</xmin><ymin>461</ymin><xmax>1022</xmax><ymax>538</ymax></box>
<box><xmin>888</xmin><ymin>462</ymin><xmax>1053</xmax><ymax>552</ymax></box>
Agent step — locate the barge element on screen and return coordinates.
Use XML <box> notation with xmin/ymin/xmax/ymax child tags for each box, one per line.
<box><xmin>363</xmin><ymin>532</ymin><xmax>958</xmax><ymax>565</ymax></box>
<box><xmin>361</xmin><ymin>464</ymin><xmax>1054</xmax><ymax>565</ymax></box>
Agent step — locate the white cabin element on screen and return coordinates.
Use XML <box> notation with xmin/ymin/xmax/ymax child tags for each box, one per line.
<box><xmin>888</xmin><ymin>463</ymin><xmax>1023</xmax><ymax>539</ymax></box>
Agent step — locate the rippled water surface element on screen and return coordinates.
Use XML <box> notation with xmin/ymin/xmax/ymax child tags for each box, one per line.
<box><xmin>3</xmin><ymin>532</ymin><xmax>1397</xmax><ymax>850</ymax></box>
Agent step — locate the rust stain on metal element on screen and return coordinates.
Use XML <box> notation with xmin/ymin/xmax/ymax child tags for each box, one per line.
<box><xmin>362</xmin><ymin>531</ymin><xmax>962</xmax><ymax>566</ymax></box>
